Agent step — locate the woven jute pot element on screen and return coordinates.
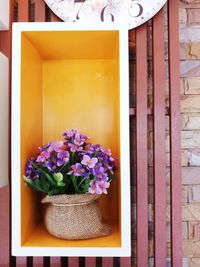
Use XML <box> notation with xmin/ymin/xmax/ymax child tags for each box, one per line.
<box><xmin>41</xmin><ymin>194</ymin><xmax>111</xmax><ymax>240</ymax></box>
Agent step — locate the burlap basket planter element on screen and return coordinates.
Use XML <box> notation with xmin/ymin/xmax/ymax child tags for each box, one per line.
<box><xmin>41</xmin><ymin>194</ymin><xmax>111</xmax><ymax>240</ymax></box>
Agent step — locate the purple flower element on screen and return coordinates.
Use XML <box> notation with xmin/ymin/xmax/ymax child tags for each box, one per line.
<box><xmin>74</xmin><ymin>133</ymin><xmax>86</xmax><ymax>146</ymax></box>
<box><xmin>93</xmin><ymin>166</ymin><xmax>108</xmax><ymax>181</ymax></box>
<box><xmin>87</xmin><ymin>144</ymin><xmax>102</xmax><ymax>154</ymax></box>
<box><xmin>36</xmin><ymin>151</ymin><xmax>50</xmax><ymax>163</ymax></box>
<box><xmin>88</xmin><ymin>180</ymin><xmax>110</xmax><ymax>195</ymax></box>
<box><xmin>25</xmin><ymin>159</ymin><xmax>40</xmax><ymax>180</ymax></box>
<box><xmin>81</xmin><ymin>155</ymin><xmax>98</xmax><ymax>169</ymax></box>
<box><xmin>48</xmin><ymin>141</ymin><xmax>64</xmax><ymax>153</ymax></box>
<box><xmin>68</xmin><ymin>163</ymin><xmax>83</xmax><ymax>176</ymax></box>
<box><xmin>101</xmin><ymin>148</ymin><xmax>112</xmax><ymax>157</ymax></box>
<box><xmin>95</xmin><ymin>180</ymin><xmax>110</xmax><ymax>194</ymax></box>
<box><xmin>63</xmin><ymin>129</ymin><xmax>78</xmax><ymax>139</ymax></box>
<box><xmin>68</xmin><ymin>143</ymin><xmax>83</xmax><ymax>153</ymax></box>
<box><xmin>45</xmin><ymin>160</ymin><xmax>57</xmax><ymax>172</ymax></box>
<box><xmin>39</xmin><ymin>142</ymin><xmax>51</xmax><ymax>152</ymax></box>
<box><xmin>88</xmin><ymin>181</ymin><xmax>98</xmax><ymax>194</ymax></box>
<box><xmin>57</xmin><ymin>150</ymin><xmax>70</xmax><ymax>167</ymax></box>
<box><xmin>100</xmin><ymin>154</ymin><xmax>115</xmax><ymax>174</ymax></box>
<box><xmin>39</xmin><ymin>141</ymin><xmax>63</xmax><ymax>153</ymax></box>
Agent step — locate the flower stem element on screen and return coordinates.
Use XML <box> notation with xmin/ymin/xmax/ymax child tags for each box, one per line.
<box><xmin>77</xmin><ymin>177</ymin><xmax>86</xmax><ymax>190</ymax></box>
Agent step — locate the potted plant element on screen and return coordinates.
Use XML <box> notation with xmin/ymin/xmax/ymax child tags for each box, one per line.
<box><xmin>23</xmin><ymin>129</ymin><xmax>116</xmax><ymax>240</ymax></box>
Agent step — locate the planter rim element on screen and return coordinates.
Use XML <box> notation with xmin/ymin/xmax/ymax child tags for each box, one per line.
<box><xmin>41</xmin><ymin>193</ymin><xmax>100</xmax><ymax>205</ymax></box>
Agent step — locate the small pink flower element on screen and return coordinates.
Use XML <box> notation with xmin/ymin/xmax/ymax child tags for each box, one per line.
<box><xmin>81</xmin><ymin>155</ymin><xmax>98</xmax><ymax>169</ymax></box>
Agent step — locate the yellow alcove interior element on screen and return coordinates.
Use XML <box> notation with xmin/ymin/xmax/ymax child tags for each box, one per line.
<box><xmin>20</xmin><ymin>30</ymin><xmax>121</xmax><ymax>248</ymax></box>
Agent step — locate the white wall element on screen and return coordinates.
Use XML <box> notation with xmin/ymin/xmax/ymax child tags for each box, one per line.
<box><xmin>0</xmin><ymin>0</ymin><xmax>9</xmax><ymax>30</ymax></box>
<box><xmin>0</xmin><ymin>52</ymin><xmax>9</xmax><ymax>187</ymax></box>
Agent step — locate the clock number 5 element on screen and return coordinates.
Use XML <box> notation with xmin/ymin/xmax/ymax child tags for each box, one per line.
<box><xmin>74</xmin><ymin>0</ymin><xmax>86</xmax><ymax>20</ymax></box>
<box><xmin>128</xmin><ymin>2</ymin><xmax>143</xmax><ymax>17</ymax></box>
<box><xmin>101</xmin><ymin>5</ymin><xmax>114</xmax><ymax>22</ymax></box>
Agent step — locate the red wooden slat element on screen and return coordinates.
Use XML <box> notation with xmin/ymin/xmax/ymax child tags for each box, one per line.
<box><xmin>50</xmin><ymin>11</ymin><xmax>61</xmax><ymax>22</ymax></box>
<box><xmin>135</xmin><ymin>24</ymin><xmax>148</xmax><ymax>267</ymax></box>
<box><xmin>35</xmin><ymin>0</ymin><xmax>46</xmax><ymax>22</ymax></box>
<box><xmin>120</xmin><ymin>257</ymin><xmax>131</xmax><ymax>267</ymax></box>
<box><xmin>85</xmin><ymin>257</ymin><xmax>96</xmax><ymax>267</ymax></box>
<box><xmin>102</xmin><ymin>257</ymin><xmax>113</xmax><ymax>267</ymax></box>
<box><xmin>33</xmin><ymin>257</ymin><xmax>44</xmax><ymax>267</ymax></box>
<box><xmin>168</xmin><ymin>0</ymin><xmax>182</xmax><ymax>267</ymax></box>
<box><xmin>16</xmin><ymin>257</ymin><xmax>27</xmax><ymax>266</ymax></box>
<box><xmin>18</xmin><ymin>0</ymin><xmax>29</xmax><ymax>22</ymax></box>
<box><xmin>68</xmin><ymin>257</ymin><xmax>79</xmax><ymax>267</ymax></box>
<box><xmin>0</xmin><ymin>187</ymin><xmax>10</xmax><ymax>266</ymax></box>
<box><xmin>50</xmin><ymin>257</ymin><xmax>61</xmax><ymax>267</ymax></box>
<box><xmin>153</xmin><ymin>9</ymin><xmax>166</xmax><ymax>267</ymax></box>
<box><xmin>0</xmin><ymin>31</ymin><xmax>10</xmax><ymax>57</ymax></box>
<box><xmin>130</xmin><ymin>108</ymin><xmax>152</xmax><ymax>116</ymax></box>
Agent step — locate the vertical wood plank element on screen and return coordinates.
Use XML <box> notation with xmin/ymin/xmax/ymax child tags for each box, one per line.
<box><xmin>85</xmin><ymin>257</ymin><xmax>96</xmax><ymax>267</ymax></box>
<box><xmin>16</xmin><ymin>257</ymin><xmax>27</xmax><ymax>266</ymax></box>
<box><xmin>18</xmin><ymin>0</ymin><xmax>29</xmax><ymax>22</ymax></box>
<box><xmin>136</xmin><ymin>24</ymin><xmax>148</xmax><ymax>267</ymax></box>
<box><xmin>0</xmin><ymin>31</ymin><xmax>10</xmax><ymax>57</ymax></box>
<box><xmin>50</xmin><ymin>11</ymin><xmax>61</xmax><ymax>22</ymax></box>
<box><xmin>168</xmin><ymin>0</ymin><xmax>182</xmax><ymax>267</ymax></box>
<box><xmin>50</xmin><ymin>257</ymin><xmax>61</xmax><ymax>267</ymax></box>
<box><xmin>153</xmin><ymin>9</ymin><xmax>166</xmax><ymax>267</ymax></box>
<box><xmin>35</xmin><ymin>0</ymin><xmax>46</xmax><ymax>22</ymax></box>
<box><xmin>0</xmin><ymin>187</ymin><xmax>10</xmax><ymax>266</ymax></box>
<box><xmin>33</xmin><ymin>257</ymin><xmax>44</xmax><ymax>267</ymax></box>
<box><xmin>102</xmin><ymin>257</ymin><xmax>113</xmax><ymax>267</ymax></box>
<box><xmin>120</xmin><ymin>257</ymin><xmax>131</xmax><ymax>267</ymax></box>
<box><xmin>68</xmin><ymin>257</ymin><xmax>79</xmax><ymax>267</ymax></box>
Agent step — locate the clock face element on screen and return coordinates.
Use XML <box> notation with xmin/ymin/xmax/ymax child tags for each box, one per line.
<box><xmin>44</xmin><ymin>0</ymin><xmax>167</xmax><ymax>30</ymax></box>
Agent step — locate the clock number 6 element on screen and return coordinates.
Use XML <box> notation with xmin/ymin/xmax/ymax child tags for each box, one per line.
<box><xmin>101</xmin><ymin>5</ymin><xmax>114</xmax><ymax>22</ymax></box>
<box><xmin>74</xmin><ymin>0</ymin><xmax>86</xmax><ymax>20</ymax></box>
<box><xmin>128</xmin><ymin>2</ymin><xmax>143</xmax><ymax>17</ymax></box>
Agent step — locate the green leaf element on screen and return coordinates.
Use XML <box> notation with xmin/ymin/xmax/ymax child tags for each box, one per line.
<box><xmin>57</xmin><ymin>181</ymin><xmax>66</xmax><ymax>187</ymax></box>
<box><xmin>40</xmin><ymin>173</ymin><xmax>50</xmax><ymax>192</ymax></box>
<box><xmin>48</xmin><ymin>188</ymin><xmax>60</xmax><ymax>196</ymax></box>
<box><xmin>28</xmin><ymin>179</ymin><xmax>47</xmax><ymax>193</ymax></box>
<box><xmin>71</xmin><ymin>175</ymin><xmax>79</xmax><ymax>194</ymax></box>
<box><xmin>59</xmin><ymin>163</ymin><xmax>69</xmax><ymax>175</ymax></box>
<box><xmin>23</xmin><ymin>175</ymin><xmax>33</xmax><ymax>184</ymax></box>
<box><xmin>82</xmin><ymin>179</ymin><xmax>91</xmax><ymax>193</ymax></box>
<box><xmin>53</xmin><ymin>172</ymin><xmax>64</xmax><ymax>183</ymax></box>
<box><xmin>36</xmin><ymin>166</ymin><xmax>57</xmax><ymax>187</ymax></box>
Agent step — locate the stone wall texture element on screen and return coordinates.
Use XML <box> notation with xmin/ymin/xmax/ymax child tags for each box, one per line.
<box><xmin>180</xmin><ymin>1</ymin><xmax>200</xmax><ymax>266</ymax></box>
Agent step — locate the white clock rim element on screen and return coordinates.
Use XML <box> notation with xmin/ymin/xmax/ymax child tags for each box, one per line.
<box><xmin>44</xmin><ymin>0</ymin><xmax>168</xmax><ymax>30</ymax></box>
<box><xmin>128</xmin><ymin>0</ymin><xmax>167</xmax><ymax>30</ymax></box>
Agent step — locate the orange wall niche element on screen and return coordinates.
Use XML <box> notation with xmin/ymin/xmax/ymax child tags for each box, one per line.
<box><xmin>20</xmin><ymin>30</ymin><xmax>121</xmax><ymax>248</ymax></box>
